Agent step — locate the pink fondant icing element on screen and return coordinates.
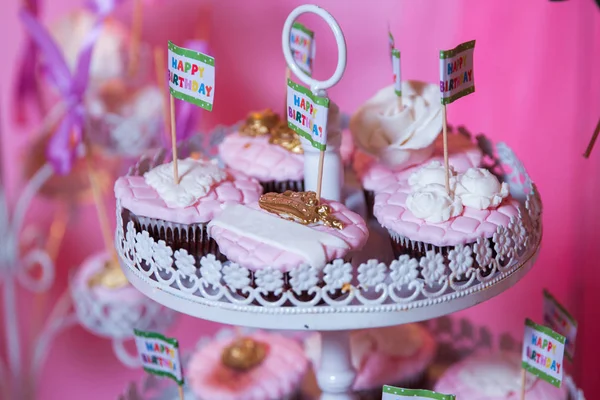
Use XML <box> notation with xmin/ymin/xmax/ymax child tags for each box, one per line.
<box><xmin>209</xmin><ymin>201</ymin><xmax>369</xmax><ymax>271</ymax></box>
<box><xmin>374</xmin><ymin>175</ymin><xmax>520</xmax><ymax>246</ymax></box>
<box><xmin>114</xmin><ymin>168</ymin><xmax>263</xmax><ymax>224</ymax></box>
<box><xmin>187</xmin><ymin>331</ymin><xmax>308</xmax><ymax>400</ymax></box>
<box><xmin>354</xmin><ymin>133</ymin><xmax>483</xmax><ymax>192</ymax></box>
<box><xmin>219</xmin><ymin>130</ymin><xmax>355</xmax><ymax>182</ymax></box>
<box><xmin>352</xmin><ymin>324</ymin><xmax>436</xmax><ymax>391</ymax></box>
<box><xmin>434</xmin><ymin>352</ymin><xmax>568</xmax><ymax>399</ymax></box>
<box><xmin>72</xmin><ymin>251</ymin><xmax>142</xmax><ymax>304</ymax></box>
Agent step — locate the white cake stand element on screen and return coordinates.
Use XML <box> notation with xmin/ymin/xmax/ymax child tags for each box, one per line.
<box><xmin>117</xmin><ymin>126</ymin><xmax>542</xmax><ymax>399</ymax></box>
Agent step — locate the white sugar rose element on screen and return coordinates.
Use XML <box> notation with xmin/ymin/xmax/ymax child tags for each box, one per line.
<box><xmin>408</xmin><ymin>161</ymin><xmax>457</xmax><ymax>191</ymax></box>
<box><xmin>455</xmin><ymin>168</ymin><xmax>509</xmax><ymax>210</ymax></box>
<box><xmin>406</xmin><ymin>184</ymin><xmax>463</xmax><ymax>223</ymax></box>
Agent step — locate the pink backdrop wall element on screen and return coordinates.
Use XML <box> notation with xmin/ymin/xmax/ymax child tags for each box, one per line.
<box><xmin>1</xmin><ymin>0</ymin><xmax>599</xmax><ymax>398</ymax></box>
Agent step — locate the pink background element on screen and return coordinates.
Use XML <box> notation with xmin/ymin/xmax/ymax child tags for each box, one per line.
<box><xmin>1</xmin><ymin>0</ymin><xmax>599</xmax><ymax>399</ymax></box>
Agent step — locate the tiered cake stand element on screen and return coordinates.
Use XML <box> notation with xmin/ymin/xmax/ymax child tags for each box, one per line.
<box><xmin>116</xmin><ymin>119</ymin><xmax>543</xmax><ymax>399</ymax></box>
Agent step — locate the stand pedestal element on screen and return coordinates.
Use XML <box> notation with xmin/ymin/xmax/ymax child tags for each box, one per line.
<box><xmin>317</xmin><ymin>331</ymin><xmax>356</xmax><ymax>400</ymax></box>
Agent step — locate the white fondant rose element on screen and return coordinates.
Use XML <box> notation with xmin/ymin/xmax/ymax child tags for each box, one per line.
<box><xmin>408</xmin><ymin>161</ymin><xmax>457</xmax><ymax>191</ymax></box>
<box><xmin>144</xmin><ymin>158</ymin><xmax>227</xmax><ymax>208</ymax></box>
<box><xmin>406</xmin><ymin>184</ymin><xmax>463</xmax><ymax>223</ymax></box>
<box><xmin>455</xmin><ymin>168</ymin><xmax>509</xmax><ymax>209</ymax></box>
<box><xmin>350</xmin><ymin>81</ymin><xmax>442</xmax><ymax>169</ymax></box>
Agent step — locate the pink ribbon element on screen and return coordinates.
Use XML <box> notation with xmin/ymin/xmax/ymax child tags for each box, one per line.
<box><xmin>20</xmin><ymin>10</ymin><xmax>102</xmax><ymax>175</ymax></box>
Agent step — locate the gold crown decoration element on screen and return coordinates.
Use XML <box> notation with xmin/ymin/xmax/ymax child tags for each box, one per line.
<box><xmin>269</xmin><ymin>122</ymin><xmax>304</xmax><ymax>154</ymax></box>
<box><xmin>87</xmin><ymin>260</ymin><xmax>130</xmax><ymax>289</ymax></box>
<box><xmin>239</xmin><ymin>109</ymin><xmax>280</xmax><ymax>137</ymax></box>
<box><xmin>259</xmin><ymin>191</ymin><xmax>344</xmax><ymax>230</ymax></box>
<box><xmin>221</xmin><ymin>337</ymin><xmax>268</xmax><ymax>371</ymax></box>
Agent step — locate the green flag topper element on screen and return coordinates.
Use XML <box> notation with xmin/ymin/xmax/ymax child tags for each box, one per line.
<box><xmin>543</xmin><ymin>289</ymin><xmax>578</xmax><ymax>361</ymax></box>
<box><xmin>134</xmin><ymin>329</ymin><xmax>183</xmax><ymax>385</ymax></box>
<box><xmin>168</xmin><ymin>41</ymin><xmax>215</xmax><ymax>111</ymax></box>
<box><xmin>382</xmin><ymin>385</ymin><xmax>455</xmax><ymax>400</ymax></box>
<box><xmin>521</xmin><ymin>318</ymin><xmax>566</xmax><ymax>388</ymax></box>
<box><xmin>286</xmin><ymin>79</ymin><xmax>330</xmax><ymax>151</ymax></box>
<box><xmin>439</xmin><ymin>40</ymin><xmax>475</xmax><ymax>105</ymax></box>
<box><xmin>290</xmin><ymin>22</ymin><xmax>315</xmax><ymax>76</ymax></box>
<box><xmin>392</xmin><ymin>48</ymin><xmax>401</xmax><ymax>97</ymax></box>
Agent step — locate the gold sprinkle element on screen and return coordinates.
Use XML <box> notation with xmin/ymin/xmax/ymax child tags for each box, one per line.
<box><xmin>259</xmin><ymin>191</ymin><xmax>344</xmax><ymax>230</ymax></box>
<box><xmin>341</xmin><ymin>283</ymin><xmax>352</xmax><ymax>293</ymax></box>
<box><xmin>239</xmin><ymin>109</ymin><xmax>280</xmax><ymax>137</ymax></box>
<box><xmin>221</xmin><ymin>337</ymin><xmax>268</xmax><ymax>371</ymax></box>
<box><xmin>87</xmin><ymin>260</ymin><xmax>129</xmax><ymax>289</ymax></box>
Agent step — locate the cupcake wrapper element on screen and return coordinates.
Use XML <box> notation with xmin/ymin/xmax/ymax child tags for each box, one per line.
<box><xmin>123</xmin><ymin>209</ymin><xmax>225</xmax><ymax>263</ymax></box>
<box><xmin>388</xmin><ymin>231</ymin><xmax>497</xmax><ymax>281</ymax></box>
<box><xmin>363</xmin><ymin>189</ymin><xmax>375</xmax><ymax>220</ymax></box>
<box><xmin>260</xmin><ymin>179</ymin><xmax>305</xmax><ymax>194</ymax></box>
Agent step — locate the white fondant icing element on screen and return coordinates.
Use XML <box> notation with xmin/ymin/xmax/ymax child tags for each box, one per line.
<box><xmin>408</xmin><ymin>161</ymin><xmax>457</xmax><ymax>191</ymax></box>
<box><xmin>455</xmin><ymin>168</ymin><xmax>509</xmax><ymax>209</ymax></box>
<box><xmin>350</xmin><ymin>82</ymin><xmax>442</xmax><ymax>169</ymax></box>
<box><xmin>144</xmin><ymin>158</ymin><xmax>227</xmax><ymax>208</ymax></box>
<box><xmin>406</xmin><ymin>184</ymin><xmax>463</xmax><ymax>223</ymax></box>
<box><xmin>208</xmin><ymin>205</ymin><xmax>350</xmax><ymax>267</ymax></box>
<box><xmin>459</xmin><ymin>353</ymin><xmax>536</xmax><ymax>396</ymax></box>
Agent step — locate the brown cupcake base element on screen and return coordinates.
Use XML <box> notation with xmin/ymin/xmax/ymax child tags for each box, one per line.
<box><xmin>260</xmin><ymin>179</ymin><xmax>304</xmax><ymax>194</ymax></box>
<box><xmin>363</xmin><ymin>189</ymin><xmax>375</xmax><ymax>220</ymax></box>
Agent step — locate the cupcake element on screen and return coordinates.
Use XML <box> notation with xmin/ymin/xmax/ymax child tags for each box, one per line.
<box><xmin>434</xmin><ymin>352</ymin><xmax>568</xmax><ymax>399</ymax></box>
<box><xmin>219</xmin><ymin>109</ymin><xmax>354</xmax><ymax>193</ymax></box>
<box><xmin>114</xmin><ymin>156</ymin><xmax>263</xmax><ymax>266</ymax></box>
<box><xmin>187</xmin><ymin>331</ymin><xmax>308</xmax><ymax>400</ymax></box>
<box><xmin>70</xmin><ymin>251</ymin><xmax>174</xmax><ymax>338</ymax></box>
<box><xmin>207</xmin><ymin>191</ymin><xmax>368</xmax><ymax>292</ymax></box>
<box><xmin>373</xmin><ymin>160</ymin><xmax>523</xmax><ymax>276</ymax></box>
<box><xmin>305</xmin><ymin>324</ymin><xmax>436</xmax><ymax>400</ymax></box>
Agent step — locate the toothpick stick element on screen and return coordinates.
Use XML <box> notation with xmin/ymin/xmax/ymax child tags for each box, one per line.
<box><xmin>520</xmin><ymin>368</ymin><xmax>526</xmax><ymax>400</ymax></box>
<box><xmin>583</xmin><ymin>118</ymin><xmax>600</xmax><ymax>158</ymax></box>
<box><xmin>153</xmin><ymin>47</ymin><xmax>170</xmax><ymax>141</ymax></box>
<box><xmin>284</xmin><ymin>67</ymin><xmax>291</xmax><ymax>116</ymax></box>
<box><xmin>177</xmin><ymin>385</ymin><xmax>185</xmax><ymax>400</ymax></box>
<box><xmin>442</xmin><ymin>104</ymin><xmax>450</xmax><ymax>194</ymax></box>
<box><xmin>316</xmin><ymin>150</ymin><xmax>325</xmax><ymax>200</ymax></box>
<box><xmin>128</xmin><ymin>0</ymin><xmax>143</xmax><ymax>76</ymax></box>
<box><xmin>170</xmin><ymin>94</ymin><xmax>180</xmax><ymax>184</ymax></box>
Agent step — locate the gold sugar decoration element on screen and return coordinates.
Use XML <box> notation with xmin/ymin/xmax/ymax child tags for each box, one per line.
<box><xmin>268</xmin><ymin>122</ymin><xmax>303</xmax><ymax>154</ymax></box>
<box><xmin>221</xmin><ymin>337</ymin><xmax>268</xmax><ymax>371</ymax></box>
<box><xmin>87</xmin><ymin>260</ymin><xmax>129</xmax><ymax>290</ymax></box>
<box><xmin>259</xmin><ymin>191</ymin><xmax>344</xmax><ymax>230</ymax></box>
<box><xmin>239</xmin><ymin>109</ymin><xmax>280</xmax><ymax>137</ymax></box>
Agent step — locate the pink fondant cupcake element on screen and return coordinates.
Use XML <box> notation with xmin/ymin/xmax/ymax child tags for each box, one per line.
<box><xmin>219</xmin><ymin>110</ymin><xmax>354</xmax><ymax>193</ymax></box>
<box><xmin>373</xmin><ymin>158</ymin><xmax>521</xmax><ymax>276</ymax></box>
<box><xmin>187</xmin><ymin>331</ymin><xmax>308</xmax><ymax>400</ymax></box>
<box><xmin>207</xmin><ymin>191</ymin><xmax>368</xmax><ymax>272</ymax></box>
<box><xmin>305</xmin><ymin>324</ymin><xmax>436</xmax><ymax>399</ymax></box>
<box><xmin>434</xmin><ymin>352</ymin><xmax>568</xmax><ymax>399</ymax></box>
<box><xmin>114</xmin><ymin>157</ymin><xmax>263</xmax><ymax>263</ymax></box>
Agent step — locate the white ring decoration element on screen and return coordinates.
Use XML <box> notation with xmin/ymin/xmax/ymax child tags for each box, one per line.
<box><xmin>281</xmin><ymin>4</ymin><xmax>347</xmax><ymax>95</ymax></box>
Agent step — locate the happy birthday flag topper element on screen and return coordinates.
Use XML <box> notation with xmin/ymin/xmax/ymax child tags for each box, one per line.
<box><xmin>392</xmin><ymin>49</ymin><xmax>401</xmax><ymax>97</ymax></box>
<box><xmin>521</xmin><ymin>318</ymin><xmax>566</xmax><ymax>388</ymax></box>
<box><xmin>290</xmin><ymin>22</ymin><xmax>315</xmax><ymax>76</ymax></box>
<box><xmin>543</xmin><ymin>289</ymin><xmax>578</xmax><ymax>361</ymax></box>
<box><xmin>286</xmin><ymin>79</ymin><xmax>330</xmax><ymax>151</ymax></box>
<box><xmin>439</xmin><ymin>40</ymin><xmax>475</xmax><ymax>105</ymax></box>
<box><xmin>383</xmin><ymin>385</ymin><xmax>455</xmax><ymax>400</ymax></box>
<box><xmin>168</xmin><ymin>41</ymin><xmax>215</xmax><ymax>111</ymax></box>
<box><xmin>134</xmin><ymin>329</ymin><xmax>183</xmax><ymax>385</ymax></box>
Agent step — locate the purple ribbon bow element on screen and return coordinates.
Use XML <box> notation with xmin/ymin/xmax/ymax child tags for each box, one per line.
<box><xmin>20</xmin><ymin>10</ymin><xmax>102</xmax><ymax>175</ymax></box>
<box><xmin>166</xmin><ymin>40</ymin><xmax>210</xmax><ymax>144</ymax></box>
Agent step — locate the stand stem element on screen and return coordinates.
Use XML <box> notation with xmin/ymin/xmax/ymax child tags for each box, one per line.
<box><xmin>442</xmin><ymin>104</ymin><xmax>450</xmax><ymax>193</ymax></box>
<box><xmin>317</xmin><ymin>331</ymin><xmax>357</xmax><ymax>400</ymax></box>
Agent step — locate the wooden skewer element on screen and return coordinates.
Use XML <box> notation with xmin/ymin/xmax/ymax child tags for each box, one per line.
<box><xmin>442</xmin><ymin>104</ymin><xmax>450</xmax><ymax>194</ymax></box>
<box><xmin>583</xmin><ymin>118</ymin><xmax>600</xmax><ymax>158</ymax></box>
<box><xmin>153</xmin><ymin>47</ymin><xmax>171</xmax><ymax>142</ymax></box>
<box><xmin>316</xmin><ymin>150</ymin><xmax>325</xmax><ymax>200</ymax></box>
<box><xmin>170</xmin><ymin>94</ymin><xmax>180</xmax><ymax>184</ymax></box>
<box><xmin>520</xmin><ymin>368</ymin><xmax>527</xmax><ymax>400</ymax></box>
<box><xmin>128</xmin><ymin>0</ymin><xmax>143</xmax><ymax>77</ymax></box>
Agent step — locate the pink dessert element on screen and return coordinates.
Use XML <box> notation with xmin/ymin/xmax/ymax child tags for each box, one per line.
<box><xmin>72</xmin><ymin>251</ymin><xmax>141</xmax><ymax>304</ymax></box>
<box><xmin>305</xmin><ymin>324</ymin><xmax>436</xmax><ymax>392</ymax></box>
<box><xmin>434</xmin><ymin>352</ymin><xmax>568</xmax><ymax>399</ymax></box>
<box><xmin>187</xmin><ymin>331</ymin><xmax>308</xmax><ymax>400</ymax></box>
<box><xmin>115</xmin><ymin>167</ymin><xmax>262</xmax><ymax>225</ymax></box>
<box><xmin>208</xmin><ymin>198</ymin><xmax>369</xmax><ymax>271</ymax></box>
